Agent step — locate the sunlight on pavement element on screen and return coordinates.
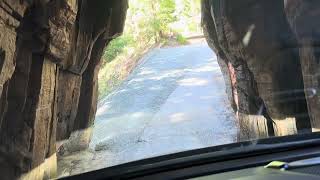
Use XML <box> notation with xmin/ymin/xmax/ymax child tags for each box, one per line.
<box><xmin>58</xmin><ymin>42</ymin><xmax>238</xmax><ymax>176</ymax></box>
<box><xmin>170</xmin><ymin>113</ymin><xmax>188</xmax><ymax>123</ymax></box>
<box><xmin>178</xmin><ymin>77</ymin><xmax>209</xmax><ymax>86</ymax></box>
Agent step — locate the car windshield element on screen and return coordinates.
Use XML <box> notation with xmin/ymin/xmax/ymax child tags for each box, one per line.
<box><xmin>0</xmin><ymin>0</ymin><xmax>319</xmax><ymax>179</ymax></box>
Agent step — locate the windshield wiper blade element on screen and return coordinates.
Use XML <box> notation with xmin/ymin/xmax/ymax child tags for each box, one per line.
<box><xmin>290</xmin><ymin>156</ymin><xmax>320</xmax><ymax>167</ymax></box>
<box><xmin>266</xmin><ymin>156</ymin><xmax>320</xmax><ymax>170</ymax></box>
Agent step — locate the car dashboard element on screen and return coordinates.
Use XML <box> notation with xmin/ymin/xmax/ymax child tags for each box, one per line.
<box><xmin>61</xmin><ymin>134</ymin><xmax>320</xmax><ymax>180</ymax></box>
<box><xmin>193</xmin><ymin>163</ymin><xmax>320</xmax><ymax>180</ymax></box>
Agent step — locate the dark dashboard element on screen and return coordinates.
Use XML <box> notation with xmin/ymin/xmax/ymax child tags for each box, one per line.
<box><xmin>61</xmin><ymin>133</ymin><xmax>320</xmax><ymax>180</ymax></box>
<box><xmin>193</xmin><ymin>162</ymin><xmax>320</xmax><ymax>180</ymax></box>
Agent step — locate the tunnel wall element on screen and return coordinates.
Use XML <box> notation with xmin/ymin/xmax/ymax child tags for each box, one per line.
<box><xmin>0</xmin><ymin>0</ymin><xmax>128</xmax><ymax>179</ymax></box>
<box><xmin>202</xmin><ymin>0</ymin><xmax>313</xmax><ymax>140</ymax></box>
<box><xmin>285</xmin><ymin>0</ymin><xmax>320</xmax><ymax>132</ymax></box>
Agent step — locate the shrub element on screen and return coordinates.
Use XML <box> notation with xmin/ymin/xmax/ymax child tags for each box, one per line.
<box><xmin>176</xmin><ymin>34</ymin><xmax>188</xmax><ymax>45</ymax></box>
<box><xmin>103</xmin><ymin>35</ymin><xmax>134</xmax><ymax>63</ymax></box>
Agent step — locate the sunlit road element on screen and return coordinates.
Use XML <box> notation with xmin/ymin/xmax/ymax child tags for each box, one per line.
<box><xmin>58</xmin><ymin>41</ymin><xmax>238</xmax><ymax>176</ymax></box>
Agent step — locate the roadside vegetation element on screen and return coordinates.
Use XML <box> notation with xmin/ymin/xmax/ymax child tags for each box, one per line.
<box><xmin>98</xmin><ymin>0</ymin><xmax>202</xmax><ymax>99</ymax></box>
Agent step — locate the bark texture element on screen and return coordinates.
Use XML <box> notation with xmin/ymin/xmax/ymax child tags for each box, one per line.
<box><xmin>0</xmin><ymin>0</ymin><xmax>128</xmax><ymax>179</ymax></box>
<box><xmin>285</xmin><ymin>0</ymin><xmax>320</xmax><ymax>132</ymax></box>
<box><xmin>202</xmin><ymin>0</ymin><xmax>312</xmax><ymax>140</ymax></box>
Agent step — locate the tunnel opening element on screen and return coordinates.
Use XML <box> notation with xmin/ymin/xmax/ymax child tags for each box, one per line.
<box><xmin>56</xmin><ymin>0</ymin><xmax>240</xmax><ymax>177</ymax></box>
<box><xmin>56</xmin><ymin>0</ymin><xmax>314</xmax><ymax>177</ymax></box>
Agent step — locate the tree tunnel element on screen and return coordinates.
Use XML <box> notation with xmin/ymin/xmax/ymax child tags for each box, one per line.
<box><xmin>0</xmin><ymin>0</ymin><xmax>319</xmax><ymax>179</ymax></box>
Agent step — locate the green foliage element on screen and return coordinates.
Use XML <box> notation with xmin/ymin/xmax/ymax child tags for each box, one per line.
<box><xmin>176</xmin><ymin>34</ymin><xmax>188</xmax><ymax>45</ymax></box>
<box><xmin>145</xmin><ymin>0</ymin><xmax>177</xmax><ymax>41</ymax></box>
<box><xmin>158</xmin><ymin>0</ymin><xmax>177</xmax><ymax>28</ymax></box>
<box><xmin>103</xmin><ymin>0</ymin><xmax>181</xmax><ymax>64</ymax></box>
<box><xmin>181</xmin><ymin>0</ymin><xmax>192</xmax><ymax>17</ymax></box>
<box><xmin>99</xmin><ymin>0</ymin><xmax>202</xmax><ymax>98</ymax></box>
<box><xmin>103</xmin><ymin>35</ymin><xmax>134</xmax><ymax>63</ymax></box>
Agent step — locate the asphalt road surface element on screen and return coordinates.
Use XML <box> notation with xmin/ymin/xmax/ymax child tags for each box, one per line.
<box><xmin>58</xmin><ymin>41</ymin><xmax>238</xmax><ymax>177</ymax></box>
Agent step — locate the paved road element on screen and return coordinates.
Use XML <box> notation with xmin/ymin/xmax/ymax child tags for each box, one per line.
<box><xmin>58</xmin><ymin>42</ymin><xmax>238</xmax><ymax>177</ymax></box>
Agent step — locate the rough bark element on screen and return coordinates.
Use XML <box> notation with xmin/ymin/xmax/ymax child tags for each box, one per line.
<box><xmin>57</xmin><ymin>0</ymin><xmax>129</xmax><ymax>154</ymax></box>
<box><xmin>285</xmin><ymin>0</ymin><xmax>320</xmax><ymax>132</ymax></box>
<box><xmin>0</xmin><ymin>0</ymin><xmax>128</xmax><ymax>179</ymax></box>
<box><xmin>202</xmin><ymin>0</ymin><xmax>311</xmax><ymax>140</ymax></box>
